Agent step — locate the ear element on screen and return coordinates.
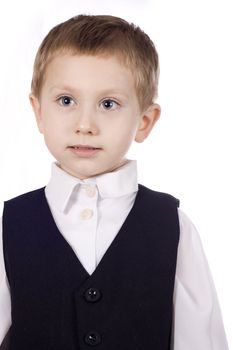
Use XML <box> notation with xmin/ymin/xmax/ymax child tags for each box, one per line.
<box><xmin>135</xmin><ymin>103</ymin><xmax>161</xmax><ymax>143</ymax></box>
<box><xmin>29</xmin><ymin>93</ymin><xmax>44</xmax><ymax>134</ymax></box>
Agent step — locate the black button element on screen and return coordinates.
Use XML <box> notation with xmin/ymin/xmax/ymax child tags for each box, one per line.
<box><xmin>84</xmin><ymin>331</ymin><xmax>101</xmax><ymax>346</ymax></box>
<box><xmin>84</xmin><ymin>288</ymin><xmax>102</xmax><ymax>303</ymax></box>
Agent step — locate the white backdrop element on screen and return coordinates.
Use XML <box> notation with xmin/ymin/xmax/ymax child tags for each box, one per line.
<box><xmin>0</xmin><ymin>0</ymin><xmax>232</xmax><ymax>346</ymax></box>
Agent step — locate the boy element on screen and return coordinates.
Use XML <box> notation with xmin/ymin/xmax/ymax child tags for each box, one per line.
<box><xmin>0</xmin><ymin>14</ymin><xmax>229</xmax><ymax>350</ymax></box>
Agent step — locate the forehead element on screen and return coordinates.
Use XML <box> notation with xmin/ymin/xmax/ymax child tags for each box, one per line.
<box><xmin>43</xmin><ymin>53</ymin><xmax>136</xmax><ymax>94</ymax></box>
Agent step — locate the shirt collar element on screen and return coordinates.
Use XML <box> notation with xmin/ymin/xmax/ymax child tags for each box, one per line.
<box><xmin>45</xmin><ymin>160</ymin><xmax>138</xmax><ymax>213</ymax></box>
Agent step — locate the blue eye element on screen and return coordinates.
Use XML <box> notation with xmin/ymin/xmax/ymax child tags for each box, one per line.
<box><xmin>101</xmin><ymin>99</ymin><xmax>119</xmax><ymax>110</ymax></box>
<box><xmin>58</xmin><ymin>96</ymin><xmax>75</xmax><ymax>106</ymax></box>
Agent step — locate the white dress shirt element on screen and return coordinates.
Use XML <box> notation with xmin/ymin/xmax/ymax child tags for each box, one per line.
<box><xmin>0</xmin><ymin>160</ymin><xmax>229</xmax><ymax>349</ymax></box>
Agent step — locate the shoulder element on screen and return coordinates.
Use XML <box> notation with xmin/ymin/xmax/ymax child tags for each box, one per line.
<box><xmin>136</xmin><ymin>184</ymin><xmax>180</xmax><ymax>235</ymax></box>
<box><xmin>2</xmin><ymin>188</ymin><xmax>47</xmax><ymax>241</ymax></box>
<box><xmin>4</xmin><ymin>187</ymin><xmax>46</xmax><ymax>208</ymax></box>
<box><xmin>138</xmin><ymin>184</ymin><xmax>180</xmax><ymax>208</ymax></box>
<box><xmin>3</xmin><ymin>188</ymin><xmax>46</xmax><ymax>223</ymax></box>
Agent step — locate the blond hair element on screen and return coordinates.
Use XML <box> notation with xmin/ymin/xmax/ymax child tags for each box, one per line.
<box><xmin>31</xmin><ymin>14</ymin><xmax>159</xmax><ymax>111</ymax></box>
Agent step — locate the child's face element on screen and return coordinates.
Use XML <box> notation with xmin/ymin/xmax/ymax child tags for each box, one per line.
<box><xmin>30</xmin><ymin>54</ymin><xmax>160</xmax><ymax>179</ymax></box>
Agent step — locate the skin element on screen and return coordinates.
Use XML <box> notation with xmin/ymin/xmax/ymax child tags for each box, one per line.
<box><xmin>30</xmin><ymin>54</ymin><xmax>160</xmax><ymax>179</ymax></box>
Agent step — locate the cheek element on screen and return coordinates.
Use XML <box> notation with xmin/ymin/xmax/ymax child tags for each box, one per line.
<box><xmin>104</xmin><ymin>114</ymin><xmax>139</xmax><ymax>137</ymax></box>
<box><xmin>120</xmin><ymin>118</ymin><xmax>139</xmax><ymax>141</ymax></box>
<box><xmin>42</xmin><ymin>120</ymin><xmax>65</xmax><ymax>149</ymax></box>
<box><xmin>106</xmin><ymin>125</ymin><xmax>137</xmax><ymax>153</ymax></box>
<box><xmin>43</xmin><ymin>115</ymin><xmax>68</xmax><ymax>135</ymax></box>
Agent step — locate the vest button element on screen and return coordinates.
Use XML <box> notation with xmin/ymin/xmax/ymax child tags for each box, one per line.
<box><xmin>84</xmin><ymin>288</ymin><xmax>102</xmax><ymax>302</ymax></box>
<box><xmin>84</xmin><ymin>331</ymin><xmax>101</xmax><ymax>346</ymax></box>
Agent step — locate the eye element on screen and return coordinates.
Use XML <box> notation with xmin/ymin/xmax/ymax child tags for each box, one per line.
<box><xmin>57</xmin><ymin>95</ymin><xmax>75</xmax><ymax>107</ymax></box>
<box><xmin>101</xmin><ymin>99</ymin><xmax>119</xmax><ymax>111</ymax></box>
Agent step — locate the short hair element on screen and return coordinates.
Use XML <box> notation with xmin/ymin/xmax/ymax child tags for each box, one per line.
<box><xmin>31</xmin><ymin>14</ymin><xmax>159</xmax><ymax>111</ymax></box>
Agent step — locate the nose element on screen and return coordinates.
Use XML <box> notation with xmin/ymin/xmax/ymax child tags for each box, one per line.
<box><xmin>75</xmin><ymin>109</ymin><xmax>99</xmax><ymax>135</ymax></box>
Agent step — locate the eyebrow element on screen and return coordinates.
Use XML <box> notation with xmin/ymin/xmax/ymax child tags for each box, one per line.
<box><xmin>50</xmin><ymin>85</ymin><xmax>130</xmax><ymax>98</ymax></box>
<box><xmin>50</xmin><ymin>85</ymin><xmax>78</xmax><ymax>94</ymax></box>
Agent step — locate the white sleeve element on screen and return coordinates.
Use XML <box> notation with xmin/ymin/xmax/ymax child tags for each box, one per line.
<box><xmin>172</xmin><ymin>209</ymin><xmax>229</xmax><ymax>350</ymax></box>
<box><xmin>0</xmin><ymin>215</ymin><xmax>12</xmax><ymax>345</ymax></box>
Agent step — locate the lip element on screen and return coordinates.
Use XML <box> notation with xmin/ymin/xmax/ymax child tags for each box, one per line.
<box><xmin>69</xmin><ymin>145</ymin><xmax>101</xmax><ymax>157</ymax></box>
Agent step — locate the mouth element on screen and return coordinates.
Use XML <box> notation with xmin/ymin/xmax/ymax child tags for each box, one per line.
<box><xmin>69</xmin><ymin>145</ymin><xmax>102</xmax><ymax>157</ymax></box>
<box><xmin>70</xmin><ymin>145</ymin><xmax>101</xmax><ymax>150</ymax></box>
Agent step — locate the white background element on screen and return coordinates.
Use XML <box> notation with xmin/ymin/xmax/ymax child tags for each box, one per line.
<box><xmin>0</xmin><ymin>0</ymin><xmax>232</xmax><ymax>346</ymax></box>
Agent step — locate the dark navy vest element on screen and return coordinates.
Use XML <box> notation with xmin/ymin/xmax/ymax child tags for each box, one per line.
<box><xmin>3</xmin><ymin>184</ymin><xmax>180</xmax><ymax>350</ymax></box>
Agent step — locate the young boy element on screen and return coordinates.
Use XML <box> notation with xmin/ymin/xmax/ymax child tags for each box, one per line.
<box><xmin>0</xmin><ymin>14</ymin><xmax>229</xmax><ymax>350</ymax></box>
